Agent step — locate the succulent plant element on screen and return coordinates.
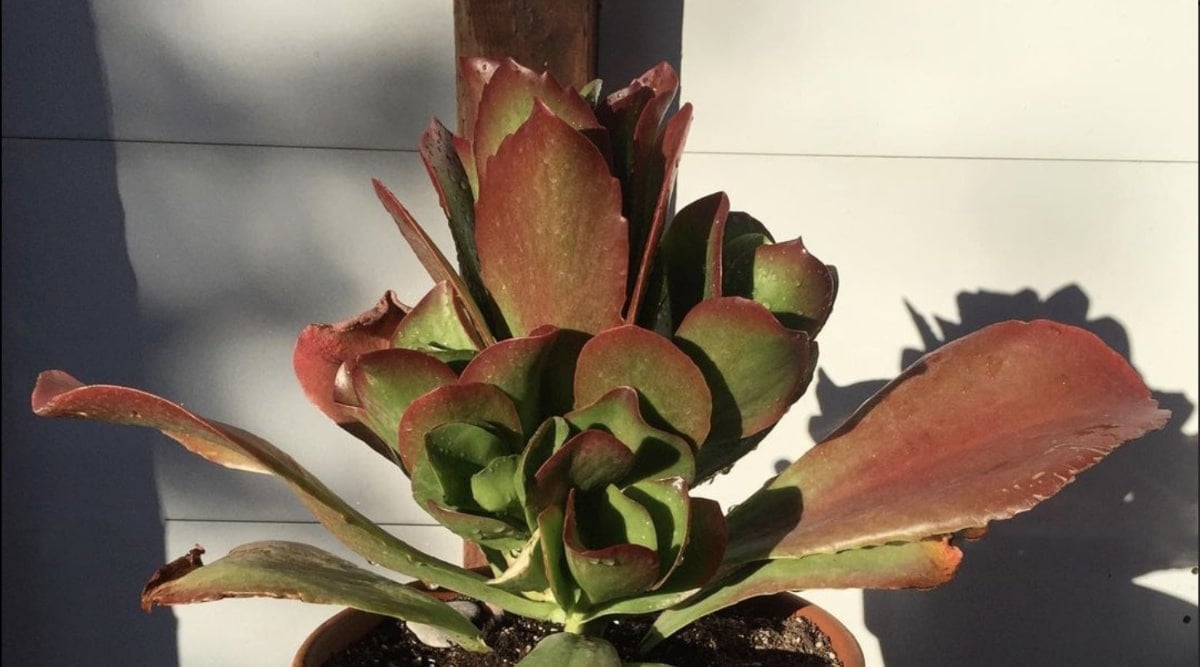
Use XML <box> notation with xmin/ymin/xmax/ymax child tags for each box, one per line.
<box><xmin>31</xmin><ymin>58</ymin><xmax>1169</xmax><ymax>664</ymax></box>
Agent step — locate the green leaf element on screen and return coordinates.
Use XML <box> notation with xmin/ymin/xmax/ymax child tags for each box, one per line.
<box><xmin>293</xmin><ymin>291</ymin><xmax>409</xmax><ymax>460</ymax></box>
<box><xmin>537</xmin><ymin>505</ymin><xmax>575</xmax><ymax>610</ymax></box>
<box><xmin>422</xmin><ymin>500</ymin><xmax>529</xmax><ymax>552</ymax></box>
<box><xmin>475</xmin><ymin>102</ymin><xmax>628</xmax><ymax>337</ymax></box>
<box><xmin>723</xmin><ymin>237</ymin><xmax>837</xmax><ymax>336</ymax></box>
<box><xmin>472</xmin><ymin>454</ymin><xmax>522</xmax><ymax>517</ymax></box>
<box><xmin>419</xmin><ymin>422</ymin><xmax>510</xmax><ymax>508</ymax></box>
<box><xmin>142</xmin><ymin>541</ymin><xmax>489</xmax><ymax>653</ymax></box>
<box><xmin>622</xmin><ymin>479</ymin><xmax>689</xmax><ymax>585</ymax></box>
<box><xmin>645</xmin><ymin>539</ymin><xmax>961</xmax><ymax>650</ymax></box>
<box><xmin>528</xmin><ymin>430</ymin><xmax>636</xmax><ymax>518</ymax></box>
<box><xmin>574</xmin><ymin>326</ymin><xmax>711</xmax><ymax>447</ymax></box>
<box><xmin>396</xmin><ymin>382</ymin><xmax>521</xmax><ymax>473</ymax></box>
<box><xmin>392</xmin><ymin>281</ymin><xmax>482</xmax><ymax>358</ymax></box>
<box><xmin>563</xmin><ymin>488</ymin><xmax>660</xmax><ymax>605</ymax></box>
<box><xmin>724</xmin><ymin>320</ymin><xmax>1171</xmax><ymax>564</ymax></box>
<box><xmin>662</xmin><ymin>192</ymin><xmax>731</xmax><ymax>327</ymax></box>
<box><xmin>29</xmin><ymin>371</ymin><xmax>558</xmax><ymax>621</ymax></box>
<box><xmin>674</xmin><ymin>297</ymin><xmax>811</xmax><ymax>447</ymax></box>
<box><xmin>460</xmin><ymin>326</ymin><xmax>572</xmax><ymax>435</ymax></box>
<box><xmin>487</xmin><ymin>534</ymin><xmax>549</xmax><ymax>593</ymax></box>
<box><xmin>472</xmin><ymin>58</ymin><xmax>602</xmax><ymax>185</ymax></box>
<box><xmin>517</xmin><ymin>632</ymin><xmax>621</xmax><ymax>667</ymax></box>
<box><xmin>338</xmin><ymin>348</ymin><xmax>457</xmax><ymax>458</ymax></box>
<box><xmin>566</xmin><ymin>387</ymin><xmax>696</xmax><ymax>483</ymax></box>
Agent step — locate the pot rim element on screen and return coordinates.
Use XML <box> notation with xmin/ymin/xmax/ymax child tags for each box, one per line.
<box><xmin>293</xmin><ymin>591</ymin><xmax>865</xmax><ymax>667</ymax></box>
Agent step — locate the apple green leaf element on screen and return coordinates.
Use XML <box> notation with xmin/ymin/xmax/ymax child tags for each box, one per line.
<box><xmin>646</xmin><ymin>538</ymin><xmax>962</xmax><ymax>650</ymax></box>
<box><xmin>537</xmin><ymin>504</ymin><xmax>574</xmax><ymax>610</ymax></box>
<box><xmin>472</xmin><ymin>58</ymin><xmax>601</xmax><ymax>184</ymax></box>
<box><xmin>565</xmin><ymin>386</ymin><xmax>696</xmax><ymax>483</ymax></box>
<box><xmin>675</xmin><ymin>297</ymin><xmax>811</xmax><ymax>448</ymax></box>
<box><xmin>396</xmin><ymin>382</ymin><xmax>522</xmax><ymax>473</ymax></box>
<box><xmin>475</xmin><ymin>102</ymin><xmax>628</xmax><ymax>336</ymax></box>
<box><xmin>488</xmin><ymin>534</ymin><xmax>549</xmax><ymax>593</ymax></box>
<box><xmin>293</xmin><ymin>291</ymin><xmax>409</xmax><ymax>459</ymax></box>
<box><xmin>142</xmin><ymin>541</ymin><xmax>488</xmax><ymax>653</ymax></box>
<box><xmin>336</xmin><ymin>348</ymin><xmax>457</xmax><ymax>459</ymax></box>
<box><xmin>517</xmin><ymin>632</ymin><xmax>621</xmax><ymax>667</ymax></box>
<box><xmin>30</xmin><ymin>371</ymin><xmax>558</xmax><ymax>620</ymax></box>
<box><xmin>724</xmin><ymin>237</ymin><xmax>837</xmax><ymax>336</ymax></box>
<box><xmin>392</xmin><ymin>281</ymin><xmax>482</xmax><ymax>363</ymax></box>
<box><xmin>563</xmin><ymin>489</ymin><xmax>660</xmax><ymax>605</ymax></box>
<box><xmin>528</xmin><ymin>429</ymin><xmax>636</xmax><ymax>517</ymax></box>
<box><xmin>725</xmin><ymin>320</ymin><xmax>1171</xmax><ymax>564</ymax></box>
<box><xmin>622</xmin><ymin>479</ymin><xmax>690</xmax><ymax>585</ymax></box>
<box><xmin>574</xmin><ymin>326</ymin><xmax>711</xmax><ymax>447</ymax></box>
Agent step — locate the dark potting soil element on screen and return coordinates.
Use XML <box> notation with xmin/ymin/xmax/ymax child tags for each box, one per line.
<box><xmin>322</xmin><ymin>605</ymin><xmax>843</xmax><ymax>667</ymax></box>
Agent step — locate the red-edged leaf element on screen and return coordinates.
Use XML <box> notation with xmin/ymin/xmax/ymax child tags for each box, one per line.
<box><xmin>574</xmin><ymin>326</ymin><xmax>711</xmax><ymax>447</ymax></box>
<box><xmin>726</xmin><ymin>320</ymin><xmax>1171</xmax><ymax>563</ymax></box>
<box><xmin>563</xmin><ymin>489</ymin><xmax>660</xmax><ymax>605</ymax></box>
<box><xmin>626</xmin><ymin>103</ymin><xmax>693</xmax><ymax>323</ymax></box>
<box><xmin>528</xmin><ymin>430</ymin><xmax>636</xmax><ymax>516</ymax></box>
<box><xmin>373</xmin><ymin>178</ymin><xmax>495</xmax><ymax>345</ymax></box>
<box><xmin>143</xmin><ymin>541</ymin><xmax>489</xmax><ymax>652</ymax></box>
<box><xmin>30</xmin><ymin>371</ymin><xmax>556</xmax><ymax>620</ymax></box>
<box><xmin>675</xmin><ymin>297</ymin><xmax>811</xmax><ymax>445</ymax></box>
<box><xmin>459</xmin><ymin>56</ymin><xmax>501</xmax><ymax>143</ymax></box>
<box><xmin>475</xmin><ymin>103</ymin><xmax>628</xmax><ymax>336</ymax></box>
<box><xmin>396</xmin><ymin>382</ymin><xmax>522</xmax><ymax>473</ymax></box>
<box><xmin>418</xmin><ymin>119</ymin><xmax>492</xmax><ymax>327</ymax></box>
<box><xmin>338</xmin><ymin>348</ymin><xmax>457</xmax><ymax>459</ymax></box>
<box><xmin>392</xmin><ymin>281</ymin><xmax>483</xmax><ymax>355</ymax></box>
<box><xmin>459</xmin><ymin>326</ymin><xmax>565</xmax><ymax>435</ymax></box>
<box><xmin>647</xmin><ymin>538</ymin><xmax>962</xmax><ymax>649</ymax></box>
<box><xmin>293</xmin><ymin>292</ymin><xmax>408</xmax><ymax>458</ymax></box>
<box><xmin>725</xmin><ymin>237</ymin><xmax>837</xmax><ymax>336</ymax></box>
<box><xmin>565</xmin><ymin>386</ymin><xmax>696</xmax><ymax>484</ymax></box>
<box><xmin>472</xmin><ymin>58</ymin><xmax>601</xmax><ymax>184</ymax></box>
<box><xmin>662</xmin><ymin>192</ymin><xmax>731</xmax><ymax>327</ymax></box>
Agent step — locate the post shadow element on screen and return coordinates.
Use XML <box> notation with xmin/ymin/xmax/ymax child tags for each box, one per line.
<box><xmin>2</xmin><ymin>1</ymin><xmax>178</xmax><ymax>664</ymax></box>
<box><xmin>804</xmin><ymin>285</ymin><xmax>1198</xmax><ymax>665</ymax></box>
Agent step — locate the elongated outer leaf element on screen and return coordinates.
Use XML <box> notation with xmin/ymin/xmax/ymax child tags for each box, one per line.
<box><xmin>472</xmin><ymin>58</ymin><xmax>601</xmax><ymax>184</ymax></box>
<box><xmin>143</xmin><ymin>541</ymin><xmax>488</xmax><ymax>653</ymax></box>
<box><xmin>645</xmin><ymin>538</ymin><xmax>962</xmax><ymax>650</ymax></box>
<box><xmin>396</xmin><ymin>382</ymin><xmax>522</xmax><ymax>473</ymax></box>
<box><xmin>475</xmin><ymin>102</ymin><xmax>628</xmax><ymax>337</ymax></box>
<box><xmin>518</xmin><ymin>632</ymin><xmax>621</xmax><ymax>667</ymax></box>
<box><xmin>574</xmin><ymin>326</ymin><xmax>711</xmax><ymax>447</ymax></box>
<box><xmin>30</xmin><ymin>371</ymin><xmax>558</xmax><ymax>621</ymax></box>
<box><xmin>627</xmin><ymin>103</ymin><xmax>694</xmax><ymax>324</ymax></box>
<box><xmin>725</xmin><ymin>320</ymin><xmax>1170</xmax><ymax>564</ymax></box>
<box><xmin>419</xmin><ymin>119</ymin><xmax>492</xmax><ymax>327</ymax></box>
<box><xmin>675</xmin><ymin>297</ymin><xmax>811</xmax><ymax>447</ymax></box>
<box><xmin>293</xmin><ymin>291</ymin><xmax>408</xmax><ymax>458</ymax></box>
<box><xmin>373</xmin><ymin>178</ymin><xmax>494</xmax><ymax>345</ymax></box>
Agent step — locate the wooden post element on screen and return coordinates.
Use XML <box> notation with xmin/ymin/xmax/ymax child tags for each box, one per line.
<box><xmin>452</xmin><ymin>0</ymin><xmax>598</xmax><ymax>135</ymax></box>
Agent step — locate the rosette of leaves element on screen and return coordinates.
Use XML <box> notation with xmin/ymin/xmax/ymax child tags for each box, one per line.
<box><xmin>31</xmin><ymin>58</ymin><xmax>1169</xmax><ymax>666</ymax></box>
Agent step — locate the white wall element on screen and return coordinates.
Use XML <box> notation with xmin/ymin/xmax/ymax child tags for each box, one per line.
<box><xmin>3</xmin><ymin>1</ymin><xmax>1195</xmax><ymax>665</ymax></box>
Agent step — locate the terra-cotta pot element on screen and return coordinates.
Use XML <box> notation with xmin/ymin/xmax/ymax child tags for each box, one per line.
<box><xmin>293</xmin><ymin>592</ymin><xmax>865</xmax><ymax>667</ymax></box>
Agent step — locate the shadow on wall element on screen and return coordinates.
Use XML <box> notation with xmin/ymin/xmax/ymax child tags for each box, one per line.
<box><xmin>1</xmin><ymin>2</ymin><xmax>178</xmax><ymax>665</ymax></box>
<box><xmin>805</xmin><ymin>285</ymin><xmax>1198</xmax><ymax>666</ymax></box>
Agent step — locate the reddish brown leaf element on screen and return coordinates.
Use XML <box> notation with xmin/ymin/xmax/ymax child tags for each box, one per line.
<box><xmin>726</xmin><ymin>320</ymin><xmax>1170</xmax><ymax>563</ymax></box>
<box><xmin>475</xmin><ymin>103</ymin><xmax>628</xmax><ymax>336</ymax></box>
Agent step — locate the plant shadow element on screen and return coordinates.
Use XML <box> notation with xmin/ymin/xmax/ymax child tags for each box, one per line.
<box><xmin>805</xmin><ymin>285</ymin><xmax>1198</xmax><ymax>665</ymax></box>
